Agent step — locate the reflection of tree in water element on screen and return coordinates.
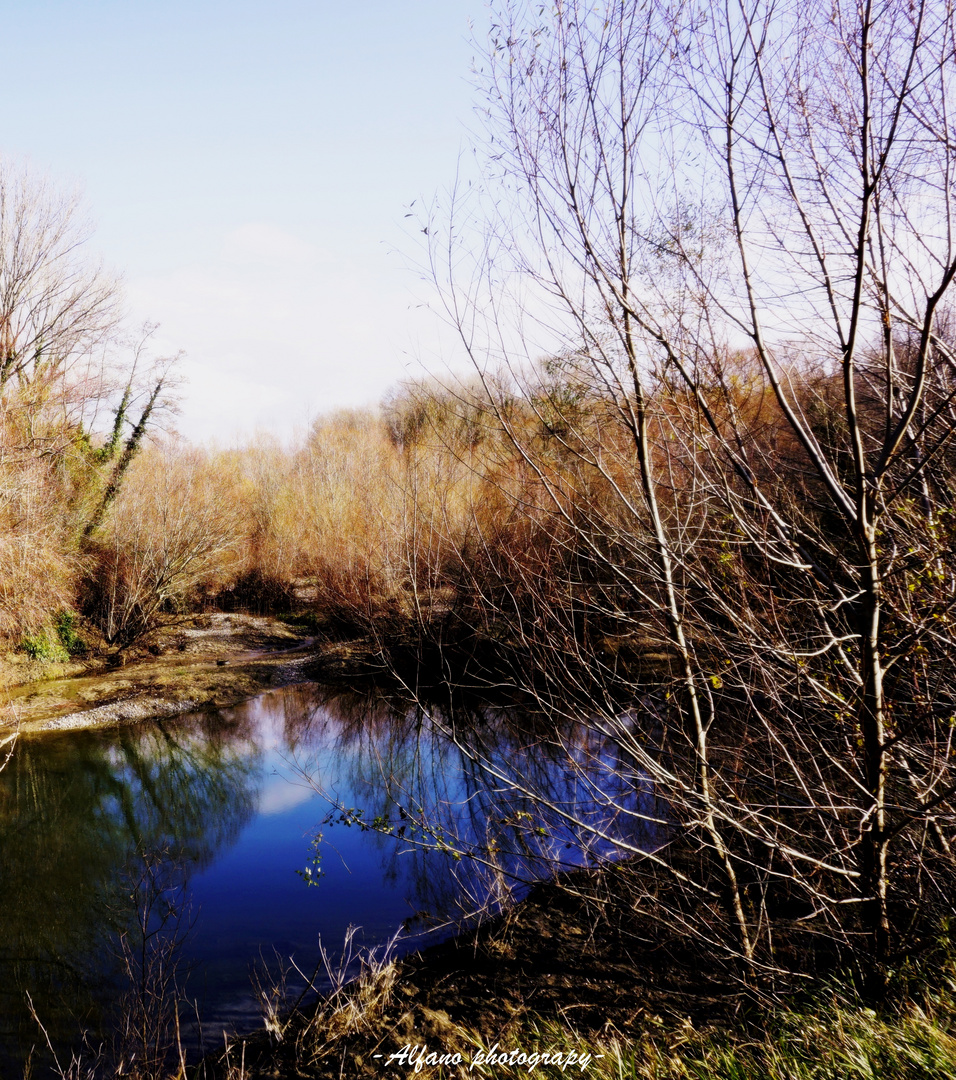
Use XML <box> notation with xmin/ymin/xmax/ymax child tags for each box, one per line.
<box><xmin>0</xmin><ymin>717</ymin><xmax>259</xmax><ymax>1069</ymax></box>
<box><xmin>0</xmin><ymin>682</ymin><xmax>661</xmax><ymax>1071</ymax></box>
<box><xmin>291</xmin><ymin>686</ymin><xmax>659</xmax><ymax>928</ymax></box>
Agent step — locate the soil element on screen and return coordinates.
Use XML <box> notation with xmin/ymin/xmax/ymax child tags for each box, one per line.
<box><xmin>0</xmin><ymin>613</ymin><xmax>322</xmax><ymax>736</ymax></box>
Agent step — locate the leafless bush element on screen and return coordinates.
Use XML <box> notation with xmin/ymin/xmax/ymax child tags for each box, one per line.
<box><xmin>83</xmin><ymin>444</ymin><xmax>243</xmax><ymax>649</ymax></box>
<box><xmin>408</xmin><ymin>0</ymin><xmax>956</xmax><ymax>999</ymax></box>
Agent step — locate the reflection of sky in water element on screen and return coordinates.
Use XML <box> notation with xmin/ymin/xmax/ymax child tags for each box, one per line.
<box><xmin>257</xmin><ymin>778</ymin><xmax>315</xmax><ymax>816</ymax></box>
<box><xmin>178</xmin><ymin>693</ymin><xmax>453</xmax><ymax>1037</ymax></box>
<box><xmin>0</xmin><ymin>685</ymin><xmax>657</xmax><ymax>1064</ymax></box>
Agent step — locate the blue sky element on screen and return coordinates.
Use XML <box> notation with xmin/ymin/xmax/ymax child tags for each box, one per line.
<box><xmin>1</xmin><ymin>1</ymin><xmax>480</xmax><ymax>441</ymax></box>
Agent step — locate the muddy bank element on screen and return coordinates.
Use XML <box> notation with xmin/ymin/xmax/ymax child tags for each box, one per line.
<box><xmin>0</xmin><ymin>613</ymin><xmax>324</xmax><ymax>736</ymax></box>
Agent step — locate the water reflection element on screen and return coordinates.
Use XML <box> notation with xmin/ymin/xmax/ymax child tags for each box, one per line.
<box><xmin>0</xmin><ymin>715</ymin><xmax>257</xmax><ymax>1070</ymax></box>
<box><xmin>318</xmin><ymin>697</ymin><xmax>661</xmax><ymax>914</ymax></box>
<box><xmin>0</xmin><ymin>683</ymin><xmax>656</xmax><ymax>1072</ymax></box>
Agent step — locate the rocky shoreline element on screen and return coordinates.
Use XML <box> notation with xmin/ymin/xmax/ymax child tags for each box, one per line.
<box><xmin>0</xmin><ymin>613</ymin><xmax>321</xmax><ymax>736</ymax></box>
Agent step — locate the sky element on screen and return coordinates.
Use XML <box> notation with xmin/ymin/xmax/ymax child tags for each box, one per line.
<box><xmin>0</xmin><ymin>1</ymin><xmax>481</xmax><ymax>443</ymax></box>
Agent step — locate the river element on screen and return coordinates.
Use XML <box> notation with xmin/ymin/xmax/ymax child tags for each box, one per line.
<box><xmin>0</xmin><ymin>682</ymin><xmax>654</xmax><ymax>1074</ymax></box>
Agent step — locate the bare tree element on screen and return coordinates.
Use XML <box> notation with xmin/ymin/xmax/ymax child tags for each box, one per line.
<box><xmin>418</xmin><ymin>0</ymin><xmax>956</xmax><ymax>996</ymax></box>
<box><xmin>0</xmin><ymin>160</ymin><xmax>121</xmax><ymax>395</ymax></box>
<box><xmin>0</xmin><ymin>163</ymin><xmax>189</xmax><ymax>656</ymax></box>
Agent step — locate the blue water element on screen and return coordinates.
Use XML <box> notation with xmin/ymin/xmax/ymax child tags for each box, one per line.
<box><xmin>177</xmin><ymin>690</ymin><xmax>454</xmax><ymax>1034</ymax></box>
<box><xmin>0</xmin><ymin>683</ymin><xmax>654</xmax><ymax>1070</ymax></box>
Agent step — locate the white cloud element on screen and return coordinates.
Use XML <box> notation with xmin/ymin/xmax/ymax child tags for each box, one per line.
<box><xmin>126</xmin><ymin>222</ymin><xmax>432</xmax><ymax>443</ymax></box>
<box><xmin>257</xmin><ymin>777</ymin><xmax>317</xmax><ymax>816</ymax></box>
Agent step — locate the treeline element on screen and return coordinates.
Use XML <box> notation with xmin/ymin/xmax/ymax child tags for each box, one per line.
<box><xmin>12</xmin><ymin>340</ymin><xmax>940</xmax><ymax>689</ymax></box>
<box><xmin>6</xmin><ymin>366</ymin><xmax>646</xmax><ymax>666</ymax></box>
<box><xmin>10</xmin><ymin>339</ymin><xmax>956</xmax><ymax>700</ymax></box>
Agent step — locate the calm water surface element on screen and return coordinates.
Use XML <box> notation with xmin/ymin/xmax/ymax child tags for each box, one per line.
<box><xmin>0</xmin><ymin>683</ymin><xmax>651</xmax><ymax>1072</ymax></box>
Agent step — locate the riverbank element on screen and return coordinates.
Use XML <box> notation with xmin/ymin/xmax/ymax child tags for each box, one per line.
<box><xmin>201</xmin><ymin>864</ymin><xmax>720</xmax><ymax>1078</ymax></box>
<box><xmin>0</xmin><ymin>613</ymin><xmax>322</xmax><ymax>735</ymax></box>
<box><xmin>3</xmin><ymin>625</ymin><xmax>954</xmax><ymax>1080</ymax></box>
<box><xmin>201</xmin><ymin>862</ymin><xmax>956</xmax><ymax>1079</ymax></box>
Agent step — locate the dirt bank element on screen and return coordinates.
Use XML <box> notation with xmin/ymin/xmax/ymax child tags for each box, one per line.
<box><xmin>0</xmin><ymin>613</ymin><xmax>320</xmax><ymax>736</ymax></box>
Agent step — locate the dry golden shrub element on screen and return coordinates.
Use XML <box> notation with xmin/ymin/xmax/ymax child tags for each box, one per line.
<box><xmin>0</xmin><ymin>401</ymin><xmax>88</xmax><ymax>642</ymax></box>
<box><xmin>83</xmin><ymin>442</ymin><xmax>246</xmax><ymax>644</ymax></box>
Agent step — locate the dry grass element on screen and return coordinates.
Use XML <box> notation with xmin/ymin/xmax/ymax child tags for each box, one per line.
<box><xmin>0</xmin><ymin>370</ymin><xmax>622</xmax><ymax>664</ymax></box>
